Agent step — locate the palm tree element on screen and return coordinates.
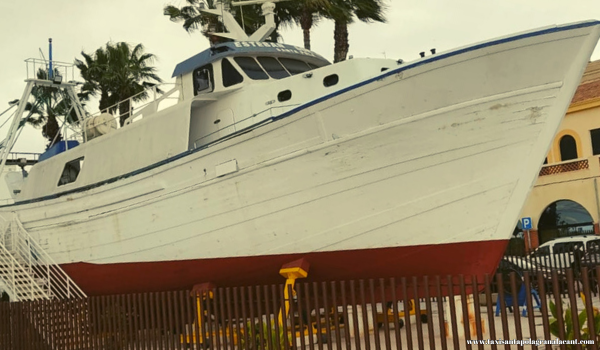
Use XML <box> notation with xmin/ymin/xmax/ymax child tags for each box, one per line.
<box><xmin>24</xmin><ymin>68</ymin><xmax>79</xmax><ymax>149</ymax></box>
<box><xmin>330</xmin><ymin>0</ymin><xmax>386</xmax><ymax>63</ymax></box>
<box><xmin>279</xmin><ymin>0</ymin><xmax>331</xmax><ymax>50</ymax></box>
<box><xmin>75</xmin><ymin>42</ymin><xmax>162</xmax><ymax>126</ymax></box>
<box><xmin>76</xmin><ymin>47</ymin><xmax>111</xmax><ymax>112</ymax></box>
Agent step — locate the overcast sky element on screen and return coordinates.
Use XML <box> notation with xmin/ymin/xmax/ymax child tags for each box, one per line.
<box><xmin>1</xmin><ymin>0</ymin><xmax>600</xmax><ymax>153</ymax></box>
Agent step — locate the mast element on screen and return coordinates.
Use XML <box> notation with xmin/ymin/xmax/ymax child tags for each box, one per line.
<box><xmin>48</xmin><ymin>38</ymin><xmax>53</xmax><ymax>79</ymax></box>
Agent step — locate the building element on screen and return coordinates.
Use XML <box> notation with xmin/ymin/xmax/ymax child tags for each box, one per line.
<box><xmin>520</xmin><ymin>60</ymin><xmax>600</xmax><ymax>251</ymax></box>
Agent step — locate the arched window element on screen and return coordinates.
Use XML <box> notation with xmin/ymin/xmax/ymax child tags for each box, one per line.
<box><xmin>559</xmin><ymin>135</ymin><xmax>578</xmax><ymax>161</ymax></box>
<box><xmin>538</xmin><ymin>200</ymin><xmax>593</xmax><ymax>244</ymax></box>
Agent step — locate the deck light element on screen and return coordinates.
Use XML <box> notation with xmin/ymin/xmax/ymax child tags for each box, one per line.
<box><xmin>53</xmin><ymin>75</ymin><xmax>63</xmax><ymax>85</ymax></box>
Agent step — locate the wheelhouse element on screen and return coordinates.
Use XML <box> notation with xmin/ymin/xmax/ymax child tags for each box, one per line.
<box><xmin>172</xmin><ymin>41</ymin><xmax>331</xmax><ymax>98</ymax></box>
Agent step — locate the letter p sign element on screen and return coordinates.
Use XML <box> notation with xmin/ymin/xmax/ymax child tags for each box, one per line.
<box><xmin>522</xmin><ymin>217</ymin><xmax>532</xmax><ymax>230</ymax></box>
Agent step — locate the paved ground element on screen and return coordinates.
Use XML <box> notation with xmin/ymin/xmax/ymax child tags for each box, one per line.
<box><xmin>178</xmin><ymin>295</ymin><xmax>599</xmax><ymax>349</ymax></box>
<box><xmin>284</xmin><ymin>296</ymin><xmax>598</xmax><ymax>350</ymax></box>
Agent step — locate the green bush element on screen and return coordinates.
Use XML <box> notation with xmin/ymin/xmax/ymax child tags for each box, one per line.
<box><xmin>240</xmin><ymin>321</ymin><xmax>291</xmax><ymax>350</ymax></box>
<box><xmin>549</xmin><ymin>300</ymin><xmax>600</xmax><ymax>349</ymax></box>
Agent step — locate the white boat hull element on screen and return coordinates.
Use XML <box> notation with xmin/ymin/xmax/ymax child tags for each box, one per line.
<box><xmin>2</xmin><ymin>22</ymin><xmax>599</xmax><ymax>294</ymax></box>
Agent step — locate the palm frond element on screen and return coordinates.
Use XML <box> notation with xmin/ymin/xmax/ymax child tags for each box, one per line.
<box><xmin>354</xmin><ymin>0</ymin><xmax>386</xmax><ymax>23</ymax></box>
<box><xmin>164</xmin><ymin>5</ymin><xmax>183</xmax><ymax>21</ymax></box>
<box><xmin>182</xmin><ymin>15</ymin><xmax>205</xmax><ymax>33</ymax></box>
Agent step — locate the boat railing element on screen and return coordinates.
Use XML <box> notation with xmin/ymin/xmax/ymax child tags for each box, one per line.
<box><xmin>1</xmin><ymin>152</ymin><xmax>41</xmax><ymax>168</ymax></box>
<box><xmin>25</xmin><ymin>58</ymin><xmax>78</xmax><ymax>82</ymax></box>
<box><xmin>6</xmin><ymin>152</ymin><xmax>40</xmax><ymax>162</ymax></box>
<box><xmin>192</xmin><ymin>103</ymin><xmax>300</xmax><ymax>149</ymax></box>
<box><xmin>65</xmin><ymin>82</ymin><xmax>182</xmax><ymax>142</ymax></box>
<box><xmin>121</xmin><ymin>83</ymin><xmax>182</xmax><ymax>125</ymax></box>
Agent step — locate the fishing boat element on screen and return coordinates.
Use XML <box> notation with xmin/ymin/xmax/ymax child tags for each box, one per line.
<box><xmin>0</xmin><ymin>2</ymin><xmax>598</xmax><ymax>296</ymax></box>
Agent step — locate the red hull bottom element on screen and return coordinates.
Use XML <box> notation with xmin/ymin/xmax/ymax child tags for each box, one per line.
<box><xmin>61</xmin><ymin>240</ymin><xmax>509</xmax><ymax>296</ymax></box>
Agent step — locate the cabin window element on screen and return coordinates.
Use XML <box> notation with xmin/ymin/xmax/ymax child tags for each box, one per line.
<box><xmin>278</xmin><ymin>90</ymin><xmax>292</xmax><ymax>102</ymax></box>
<box><xmin>323</xmin><ymin>74</ymin><xmax>339</xmax><ymax>87</ymax></box>
<box><xmin>234</xmin><ymin>57</ymin><xmax>268</xmax><ymax>80</ymax></box>
<box><xmin>58</xmin><ymin>157</ymin><xmax>84</xmax><ymax>186</ymax></box>
<box><xmin>279</xmin><ymin>58</ymin><xmax>312</xmax><ymax>75</ymax></box>
<box><xmin>193</xmin><ymin>64</ymin><xmax>214</xmax><ymax>95</ymax></box>
<box><xmin>221</xmin><ymin>58</ymin><xmax>244</xmax><ymax>87</ymax></box>
<box><xmin>257</xmin><ymin>57</ymin><xmax>290</xmax><ymax>79</ymax></box>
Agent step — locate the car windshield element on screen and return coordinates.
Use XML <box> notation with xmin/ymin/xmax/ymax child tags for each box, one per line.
<box><xmin>530</xmin><ymin>246</ymin><xmax>550</xmax><ymax>257</ymax></box>
<box><xmin>553</xmin><ymin>242</ymin><xmax>583</xmax><ymax>253</ymax></box>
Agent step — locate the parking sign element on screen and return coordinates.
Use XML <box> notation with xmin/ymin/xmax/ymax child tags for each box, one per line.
<box><xmin>522</xmin><ymin>217</ymin><xmax>532</xmax><ymax>230</ymax></box>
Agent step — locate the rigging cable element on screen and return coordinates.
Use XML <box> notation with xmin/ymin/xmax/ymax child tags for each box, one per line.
<box><xmin>240</xmin><ymin>5</ymin><xmax>245</xmax><ymax>32</ymax></box>
<box><xmin>0</xmin><ymin>104</ymin><xmax>17</xmax><ymax>123</ymax></box>
<box><xmin>0</xmin><ymin>104</ymin><xmax>18</xmax><ymax>131</ymax></box>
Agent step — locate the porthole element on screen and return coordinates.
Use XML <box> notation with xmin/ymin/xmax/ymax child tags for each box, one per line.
<box><xmin>323</xmin><ymin>74</ymin><xmax>339</xmax><ymax>87</ymax></box>
<box><xmin>278</xmin><ymin>90</ymin><xmax>292</xmax><ymax>102</ymax></box>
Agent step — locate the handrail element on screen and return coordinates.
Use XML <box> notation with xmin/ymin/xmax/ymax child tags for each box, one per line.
<box><xmin>24</xmin><ymin>58</ymin><xmax>77</xmax><ymax>82</ymax></box>
<box><xmin>0</xmin><ymin>214</ymin><xmax>86</xmax><ymax>301</ymax></box>
<box><xmin>0</xmin><ymin>235</ymin><xmax>48</xmax><ymax>301</ymax></box>
<box><xmin>12</xmin><ymin>217</ymin><xmax>86</xmax><ymax>299</ymax></box>
<box><xmin>123</xmin><ymin>85</ymin><xmax>182</xmax><ymax>126</ymax></box>
<box><xmin>65</xmin><ymin>82</ymin><xmax>182</xmax><ymax>141</ymax></box>
<box><xmin>6</xmin><ymin>152</ymin><xmax>40</xmax><ymax>161</ymax></box>
<box><xmin>192</xmin><ymin>103</ymin><xmax>300</xmax><ymax>148</ymax></box>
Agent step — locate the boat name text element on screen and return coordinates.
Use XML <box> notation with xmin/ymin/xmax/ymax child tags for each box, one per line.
<box><xmin>234</xmin><ymin>42</ymin><xmax>318</xmax><ymax>57</ymax></box>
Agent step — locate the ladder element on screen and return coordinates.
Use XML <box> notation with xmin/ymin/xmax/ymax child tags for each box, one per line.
<box><xmin>0</xmin><ymin>213</ymin><xmax>86</xmax><ymax>301</ymax></box>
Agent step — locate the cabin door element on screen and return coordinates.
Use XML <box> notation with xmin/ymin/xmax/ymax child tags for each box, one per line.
<box><xmin>216</xmin><ymin>109</ymin><xmax>235</xmax><ymax>139</ymax></box>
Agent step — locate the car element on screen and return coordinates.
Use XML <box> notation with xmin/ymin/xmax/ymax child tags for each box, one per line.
<box><xmin>498</xmin><ymin>256</ymin><xmax>566</xmax><ymax>293</ymax></box>
<box><xmin>528</xmin><ymin>235</ymin><xmax>600</xmax><ymax>270</ymax></box>
<box><xmin>581</xmin><ymin>243</ymin><xmax>600</xmax><ymax>269</ymax></box>
<box><xmin>578</xmin><ymin>243</ymin><xmax>600</xmax><ymax>291</ymax></box>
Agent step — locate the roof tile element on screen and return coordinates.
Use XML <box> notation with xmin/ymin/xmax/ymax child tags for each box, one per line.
<box><xmin>572</xmin><ymin>79</ymin><xmax>600</xmax><ymax>104</ymax></box>
<box><xmin>571</xmin><ymin>60</ymin><xmax>600</xmax><ymax>104</ymax></box>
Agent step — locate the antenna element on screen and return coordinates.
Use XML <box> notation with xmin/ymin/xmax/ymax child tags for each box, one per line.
<box><xmin>38</xmin><ymin>48</ymin><xmax>46</xmax><ymax>62</ymax></box>
<box><xmin>230</xmin><ymin>0</ymin><xmax>286</xmax><ymax>6</ymax></box>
